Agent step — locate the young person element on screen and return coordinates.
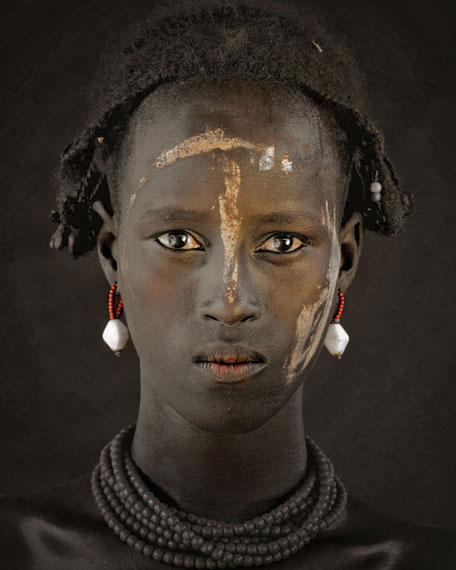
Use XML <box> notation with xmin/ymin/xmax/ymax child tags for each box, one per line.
<box><xmin>1</xmin><ymin>2</ymin><xmax>454</xmax><ymax>568</ymax></box>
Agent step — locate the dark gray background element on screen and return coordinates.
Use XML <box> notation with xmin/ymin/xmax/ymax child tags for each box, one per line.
<box><xmin>1</xmin><ymin>0</ymin><xmax>455</xmax><ymax>532</ymax></box>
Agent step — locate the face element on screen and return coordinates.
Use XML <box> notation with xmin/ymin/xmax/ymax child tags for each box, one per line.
<box><xmin>99</xmin><ymin>78</ymin><xmax>361</xmax><ymax>433</ymax></box>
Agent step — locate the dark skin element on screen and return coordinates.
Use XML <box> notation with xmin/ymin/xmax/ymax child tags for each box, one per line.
<box><xmin>95</xmin><ymin>78</ymin><xmax>362</xmax><ymax>523</ymax></box>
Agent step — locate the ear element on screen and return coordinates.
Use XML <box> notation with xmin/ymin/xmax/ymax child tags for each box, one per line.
<box><xmin>337</xmin><ymin>211</ymin><xmax>363</xmax><ymax>292</ymax></box>
<box><xmin>93</xmin><ymin>200</ymin><xmax>119</xmax><ymax>287</ymax></box>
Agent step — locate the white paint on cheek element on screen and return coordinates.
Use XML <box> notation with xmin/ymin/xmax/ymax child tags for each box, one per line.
<box><xmin>258</xmin><ymin>146</ymin><xmax>275</xmax><ymax>171</ymax></box>
<box><xmin>218</xmin><ymin>158</ymin><xmax>242</xmax><ymax>304</ymax></box>
<box><xmin>284</xmin><ymin>200</ymin><xmax>340</xmax><ymax>383</ymax></box>
<box><xmin>281</xmin><ymin>154</ymin><xmax>293</xmax><ymax>174</ymax></box>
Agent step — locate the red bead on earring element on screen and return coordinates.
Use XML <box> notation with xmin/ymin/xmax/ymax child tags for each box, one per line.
<box><xmin>102</xmin><ymin>281</ymin><xmax>129</xmax><ymax>357</ymax></box>
<box><xmin>324</xmin><ymin>289</ymin><xmax>349</xmax><ymax>359</ymax></box>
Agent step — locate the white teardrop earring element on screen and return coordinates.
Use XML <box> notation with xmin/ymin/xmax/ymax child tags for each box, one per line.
<box><xmin>102</xmin><ymin>281</ymin><xmax>129</xmax><ymax>357</ymax></box>
<box><xmin>324</xmin><ymin>289</ymin><xmax>349</xmax><ymax>359</ymax></box>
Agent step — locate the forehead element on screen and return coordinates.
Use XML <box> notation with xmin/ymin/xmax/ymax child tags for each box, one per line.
<box><xmin>115</xmin><ymin>78</ymin><xmax>345</xmax><ymax>215</ymax></box>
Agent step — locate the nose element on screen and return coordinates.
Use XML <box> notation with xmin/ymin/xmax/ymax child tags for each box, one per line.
<box><xmin>198</xmin><ymin>256</ymin><xmax>262</xmax><ymax>327</ymax></box>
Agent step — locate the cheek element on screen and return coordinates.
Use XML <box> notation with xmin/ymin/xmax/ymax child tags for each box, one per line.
<box><xmin>283</xmin><ymin>225</ymin><xmax>340</xmax><ymax>381</ymax></box>
<box><xmin>116</xmin><ymin>235</ymin><xmax>198</xmax><ymax>348</ymax></box>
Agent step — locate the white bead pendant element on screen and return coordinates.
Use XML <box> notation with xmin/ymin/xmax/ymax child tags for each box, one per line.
<box><xmin>324</xmin><ymin>322</ymin><xmax>349</xmax><ymax>359</ymax></box>
<box><xmin>102</xmin><ymin>319</ymin><xmax>129</xmax><ymax>357</ymax></box>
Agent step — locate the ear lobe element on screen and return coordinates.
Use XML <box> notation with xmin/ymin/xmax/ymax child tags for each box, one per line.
<box><xmin>337</xmin><ymin>211</ymin><xmax>363</xmax><ymax>292</ymax></box>
<box><xmin>93</xmin><ymin>200</ymin><xmax>119</xmax><ymax>285</ymax></box>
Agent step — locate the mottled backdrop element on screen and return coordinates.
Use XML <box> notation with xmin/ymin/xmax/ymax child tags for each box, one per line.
<box><xmin>1</xmin><ymin>0</ymin><xmax>455</xmax><ymax>532</ymax></box>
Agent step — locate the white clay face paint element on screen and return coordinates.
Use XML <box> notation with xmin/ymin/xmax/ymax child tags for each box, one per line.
<box><xmin>281</xmin><ymin>153</ymin><xmax>293</xmax><ymax>174</ymax></box>
<box><xmin>284</xmin><ymin>199</ymin><xmax>340</xmax><ymax>383</ymax></box>
<box><xmin>218</xmin><ymin>158</ymin><xmax>242</xmax><ymax>304</ymax></box>
<box><xmin>258</xmin><ymin>146</ymin><xmax>275</xmax><ymax>171</ymax></box>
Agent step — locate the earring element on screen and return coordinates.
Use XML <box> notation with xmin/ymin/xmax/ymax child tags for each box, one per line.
<box><xmin>324</xmin><ymin>290</ymin><xmax>349</xmax><ymax>359</ymax></box>
<box><xmin>102</xmin><ymin>281</ymin><xmax>129</xmax><ymax>357</ymax></box>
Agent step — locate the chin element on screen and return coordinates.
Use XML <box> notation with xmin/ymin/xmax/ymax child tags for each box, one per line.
<box><xmin>170</xmin><ymin>382</ymin><xmax>299</xmax><ymax>435</ymax></box>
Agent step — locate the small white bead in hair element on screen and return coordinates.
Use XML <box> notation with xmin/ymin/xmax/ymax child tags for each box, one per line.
<box><xmin>370</xmin><ymin>181</ymin><xmax>382</xmax><ymax>203</ymax></box>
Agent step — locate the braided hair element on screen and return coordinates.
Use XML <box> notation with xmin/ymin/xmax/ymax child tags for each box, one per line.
<box><xmin>49</xmin><ymin>0</ymin><xmax>413</xmax><ymax>259</ymax></box>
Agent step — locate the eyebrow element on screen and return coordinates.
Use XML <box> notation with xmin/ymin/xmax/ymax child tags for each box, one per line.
<box><xmin>138</xmin><ymin>208</ymin><xmax>210</xmax><ymax>223</ymax></box>
<box><xmin>250</xmin><ymin>212</ymin><xmax>324</xmax><ymax>226</ymax></box>
<box><xmin>138</xmin><ymin>208</ymin><xmax>324</xmax><ymax>227</ymax></box>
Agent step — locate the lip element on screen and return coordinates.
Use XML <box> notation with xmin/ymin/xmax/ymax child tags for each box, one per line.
<box><xmin>192</xmin><ymin>344</ymin><xmax>268</xmax><ymax>383</ymax></box>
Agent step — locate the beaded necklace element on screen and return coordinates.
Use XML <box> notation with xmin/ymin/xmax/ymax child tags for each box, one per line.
<box><xmin>92</xmin><ymin>425</ymin><xmax>347</xmax><ymax>568</ymax></box>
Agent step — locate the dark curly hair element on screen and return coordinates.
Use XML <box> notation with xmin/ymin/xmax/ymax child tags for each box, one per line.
<box><xmin>49</xmin><ymin>0</ymin><xmax>413</xmax><ymax>258</ymax></box>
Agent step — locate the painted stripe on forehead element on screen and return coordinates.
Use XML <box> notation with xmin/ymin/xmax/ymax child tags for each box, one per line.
<box><xmin>154</xmin><ymin>128</ymin><xmax>271</xmax><ymax>170</ymax></box>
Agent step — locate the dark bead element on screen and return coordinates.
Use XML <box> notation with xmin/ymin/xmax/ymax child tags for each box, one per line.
<box><xmin>113</xmin><ymin>522</ymin><xmax>124</xmax><ymax>533</ymax></box>
<box><xmin>258</xmin><ymin>544</ymin><xmax>268</xmax><ymax>556</ymax></box>
<box><xmin>278</xmin><ymin>537</ymin><xmax>288</xmax><ymax>549</ymax></box>
<box><xmin>191</xmin><ymin>536</ymin><xmax>204</xmax><ymax>549</ymax></box>
<box><xmin>272</xmin><ymin>553</ymin><xmax>282</xmax><ymax>563</ymax></box>
<box><xmin>254</xmin><ymin>555</ymin><xmax>263</xmax><ymax>566</ymax></box>
<box><xmin>235</xmin><ymin>543</ymin><xmax>247</xmax><ymax>554</ymax></box>
<box><xmin>253</xmin><ymin>517</ymin><xmax>265</xmax><ymax>530</ymax></box>
<box><xmin>163</xmin><ymin>552</ymin><xmax>174</xmax><ymax>565</ymax></box>
<box><xmin>243</xmin><ymin>555</ymin><xmax>254</xmax><ymax>567</ymax></box>
<box><xmin>206</xmin><ymin>559</ymin><xmax>217</xmax><ymax>569</ymax></box>
<box><xmin>184</xmin><ymin>555</ymin><xmax>195</xmax><ymax>568</ymax></box>
<box><xmin>201</xmin><ymin>542</ymin><xmax>214</xmax><ymax>555</ymax></box>
<box><xmin>288</xmin><ymin>533</ymin><xmax>298</xmax><ymax>545</ymax></box>
<box><xmin>202</xmin><ymin>527</ymin><xmax>212</xmax><ymax>538</ymax></box>
<box><xmin>233</xmin><ymin>554</ymin><xmax>243</xmax><ymax>566</ymax></box>
<box><xmin>225</xmin><ymin>544</ymin><xmax>236</xmax><ymax>553</ymax></box>
<box><xmin>263</xmin><ymin>555</ymin><xmax>273</xmax><ymax>565</ymax></box>
<box><xmin>134</xmin><ymin>540</ymin><xmax>145</xmax><ymax>553</ymax></box>
<box><xmin>153</xmin><ymin>548</ymin><xmax>165</xmax><ymax>562</ymax></box>
<box><xmin>156</xmin><ymin>526</ymin><xmax>164</xmax><ymax>536</ymax></box>
<box><xmin>157</xmin><ymin>536</ymin><xmax>167</xmax><ymax>547</ymax></box>
<box><xmin>212</xmin><ymin>527</ymin><xmax>223</xmax><ymax>538</ymax></box>
<box><xmin>270</xmin><ymin>526</ymin><xmax>281</xmax><ymax>538</ymax></box>
<box><xmin>143</xmin><ymin>544</ymin><xmax>154</xmax><ymax>557</ymax></box>
<box><xmin>244</xmin><ymin>522</ymin><xmax>255</xmax><ymax>534</ymax></box>
<box><xmin>132</xmin><ymin>521</ymin><xmax>141</xmax><ymax>533</ymax></box>
<box><xmin>247</xmin><ymin>545</ymin><xmax>257</xmax><ymax>555</ymax></box>
<box><xmin>167</xmin><ymin>541</ymin><xmax>177</xmax><ymax>551</ymax></box>
<box><xmin>173</xmin><ymin>553</ymin><xmax>185</xmax><ymax>566</ymax></box>
<box><xmin>195</xmin><ymin>557</ymin><xmax>206</xmax><ymax>569</ymax></box>
<box><xmin>126</xmin><ymin>535</ymin><xmax>137</xmax><ymax>547</ymax></box>
<box><xmin>267</xmin><ymin>542</ymin><xmax>279</xmax><ymax>554</ymax></box>
<box><xmin>119</xmin><ymin>529</ymin><xmax>130</xmax><ymax>541</ymax></box>
<box><xmin>211</xmin><ymin>547</ymin><xmax>224</xmax><ymax>560</ymax></box>
<box><xmin>164</xmin><ymin>529</ymin><xmax>173</xmax><ymax>541</ymax></box>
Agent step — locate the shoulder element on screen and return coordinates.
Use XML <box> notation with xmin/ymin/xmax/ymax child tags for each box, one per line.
<box><xmin>0</xmin><ymin>474</ymin><xmax>122</xmax><ymax>570</ymax></box>
<box><xmin>314</xmin><ymin>494</ymin><xmax>456</xmax><ymax>570</ymax></box>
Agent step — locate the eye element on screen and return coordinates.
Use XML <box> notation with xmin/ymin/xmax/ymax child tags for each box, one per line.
<box><xmin>255</xmin><ymin>233</ymin><xmax>310</xmax><ymax>254</ymax></box>
<box><xmin>156</xmin><ymin>231</ymin><xmax>204</xmax><ymax>251</ymax></box>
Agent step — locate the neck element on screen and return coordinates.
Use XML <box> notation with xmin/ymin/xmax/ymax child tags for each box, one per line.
<box><xmin>131</xmin><ymin>385</ymin><xmax>307</xmax><ymax>523</ymax></box>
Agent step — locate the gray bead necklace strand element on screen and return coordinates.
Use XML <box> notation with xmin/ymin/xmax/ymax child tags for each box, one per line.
<box><xmin>91</xmin><ymin>424</ymin><xmax>347</xmax><ymax>568</ymax></box>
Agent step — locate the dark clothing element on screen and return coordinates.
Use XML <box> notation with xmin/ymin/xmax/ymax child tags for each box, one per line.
<box><xmin>0</xmin><ymin>474</ymin><xmax>455</xmax><ymax>569</ymax></box>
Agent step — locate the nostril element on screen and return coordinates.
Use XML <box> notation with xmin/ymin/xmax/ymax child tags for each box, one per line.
<box><xmin>241</xmin><ymin>314</ymin><xmax>255</xmax><ymax>323</ymax></box>
<box><xmin>204</xmin><ymin>314</ymin><xmax>220</xmax><ymax>322</ymax></box>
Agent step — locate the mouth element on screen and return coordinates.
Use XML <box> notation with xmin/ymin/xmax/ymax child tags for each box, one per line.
<box><xmin>192</xmin><ymin>344</ymin><xmax>268</xmax><ymax>383</ymax></box>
